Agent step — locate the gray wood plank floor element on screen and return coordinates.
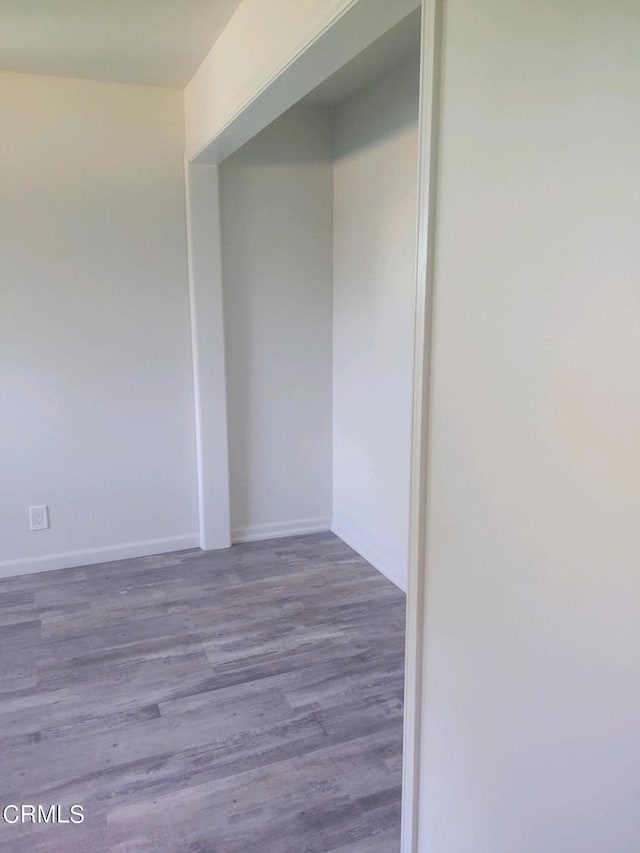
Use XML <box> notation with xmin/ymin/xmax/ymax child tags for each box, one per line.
<box><xmin>0</xmin><ymin>532</ymin><xmax>405</xmax><ymax>852</ymax></box>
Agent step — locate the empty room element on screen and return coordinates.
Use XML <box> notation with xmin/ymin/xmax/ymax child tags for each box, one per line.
<box><xmin>1</xmin><ymin>2</ymin><xmax>639</xmax><ymax>852</ymax></box>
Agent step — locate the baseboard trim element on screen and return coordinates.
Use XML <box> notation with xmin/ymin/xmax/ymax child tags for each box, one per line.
<box><xmin>331</xmin><ymin>520</ymin><xmax>407</xmax><ymax>593</ymax></box>
<box><xmin>231</xmin><ymin>517</ymin><xmax>331</xmax><ymax>544</ymax></box>
<box><xmin>0</xmin><ymin>534</ymin><xmax>200</xmax><ymax>581</ymax></box>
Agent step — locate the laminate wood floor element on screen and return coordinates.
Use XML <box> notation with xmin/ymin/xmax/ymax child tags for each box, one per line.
<box><xmin>0</xmin><ymin>533</ymin><xmax>405</xmax><ymax>852</ymax></box>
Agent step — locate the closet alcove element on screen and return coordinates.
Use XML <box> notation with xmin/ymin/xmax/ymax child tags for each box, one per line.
<box><xmin>218</xmin><ymin>8</ymin><xmax>421</xmax><ymax>592</ymax></box>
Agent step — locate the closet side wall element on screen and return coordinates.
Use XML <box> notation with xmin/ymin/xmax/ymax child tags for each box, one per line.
<box><xmin>332</xmin><ymin>58</ymin><xmax>420</xmax><ymax>590</ymax></box>
<box><xmin>220</xmin><ymin>106</ymin><xmax>334</xmax><ymax>541</ymax></box>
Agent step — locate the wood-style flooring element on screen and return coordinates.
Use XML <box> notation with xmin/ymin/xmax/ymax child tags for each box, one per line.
<box><xmin>0</xmin><ymin>532</ymin><xmax>405</xmax><ymax>852</ymax></box>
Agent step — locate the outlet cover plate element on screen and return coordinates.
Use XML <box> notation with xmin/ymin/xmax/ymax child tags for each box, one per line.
<box><xmin>29</xmin><ymin>505</ymin><xmax>49</xmax><ymax>531</ymax></box>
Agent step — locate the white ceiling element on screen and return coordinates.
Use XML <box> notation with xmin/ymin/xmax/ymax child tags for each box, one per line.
<box><xmin>303</xmin><ymin>8</ymin><xmax>421</xmax><ymax>107</ymax></box>
<box><xmin>0</xmin><ymin>0</ymin><xmax>243</xmax><ymax>88</ymax></box>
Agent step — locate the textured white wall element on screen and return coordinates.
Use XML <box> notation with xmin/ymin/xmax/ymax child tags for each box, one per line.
<box><xmin>219</xmin><ymin>105</ymin><xmax>334</xmax><ymax>541</ymax></box>
<box><xmin>332</xmin><ymin>59</ymin><xmax>420</xmax><ymax>591</ymax></box>
<box><xmin>0</xmin><ymin>72</ymin><xmax>198</xmax><ymax>575</ymax></box>
<box><xmin>419</xmin><ymin>1</ymin><xmax>640</xmax><ymax>850</ymax></box>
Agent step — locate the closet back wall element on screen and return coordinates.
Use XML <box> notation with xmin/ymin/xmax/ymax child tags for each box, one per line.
<box><xmin>220</xmin><ymin>106</ymin><xmax>334</xmax><ymax>542</ymax></box>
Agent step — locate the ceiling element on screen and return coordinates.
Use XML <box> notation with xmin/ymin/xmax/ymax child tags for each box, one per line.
<box><xmin>0</xmin><ymin>0</ymin><xmax>243</xmax><ymax>88</ymax></box>
<box><xmin>303</xmin><ymin>8</ymin><xmax>421</xmax><ymax>107</ymax></box>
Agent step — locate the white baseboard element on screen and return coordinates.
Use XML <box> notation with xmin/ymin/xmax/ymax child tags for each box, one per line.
<box><xmin>231</xmin><ymin>517</ymin><xmax>331</xmax><ymax>544</ymax></box>
<box><xmin>0</xmin><ymin>534</ymin><xmax>200</xmax><ymax>581</ymax></box>
<box><xmin>331</xmin><ymin>520</ymin><xmax>407</xmax><ymax>593</ymax></box>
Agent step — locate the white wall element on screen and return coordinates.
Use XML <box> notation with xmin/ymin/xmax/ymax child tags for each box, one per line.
<box><xmin>219</xmin><ymin>105</ymin><xmax>334</xmax><ymax>541</ymax></box>
<box><xmin>0</xmin><ymin>72</ymin><xmax>198</xmax><ymax>576</ymax></box>
<box><xmin>184</xmin><ymin>0</ymin><xmax>419</xmax><ymax>162</ymax></box>
<box><xmin>332</xmin><ymin>59</ymin><xmax>420</xmax><ymax>591</ymax></box>
<box><xmin>419</xmin><ymin>1</ymin><xmax>640</xmax><ymax>850</ymax></box>
<box><xmin>186</xmin><ymin>0</ymin><xmax>350</xmax><ymax>158</ymax></box>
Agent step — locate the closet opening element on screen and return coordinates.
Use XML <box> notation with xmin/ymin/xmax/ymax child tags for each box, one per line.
<box><xmin>214</xmin><ymin>7</ymin><xmax>422</xmax><ymax>847</ymax></box>
<box><xmin>219</xmin><ymin>9</ymin><xmax>421</xmax><ymax>591</ymax></box>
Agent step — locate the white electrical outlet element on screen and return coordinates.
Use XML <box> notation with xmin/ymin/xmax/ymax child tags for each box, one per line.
<box><xmin>29</xmin><ymin>505</ymin><xmax>49</xmax><ymax>531</ymax></box>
